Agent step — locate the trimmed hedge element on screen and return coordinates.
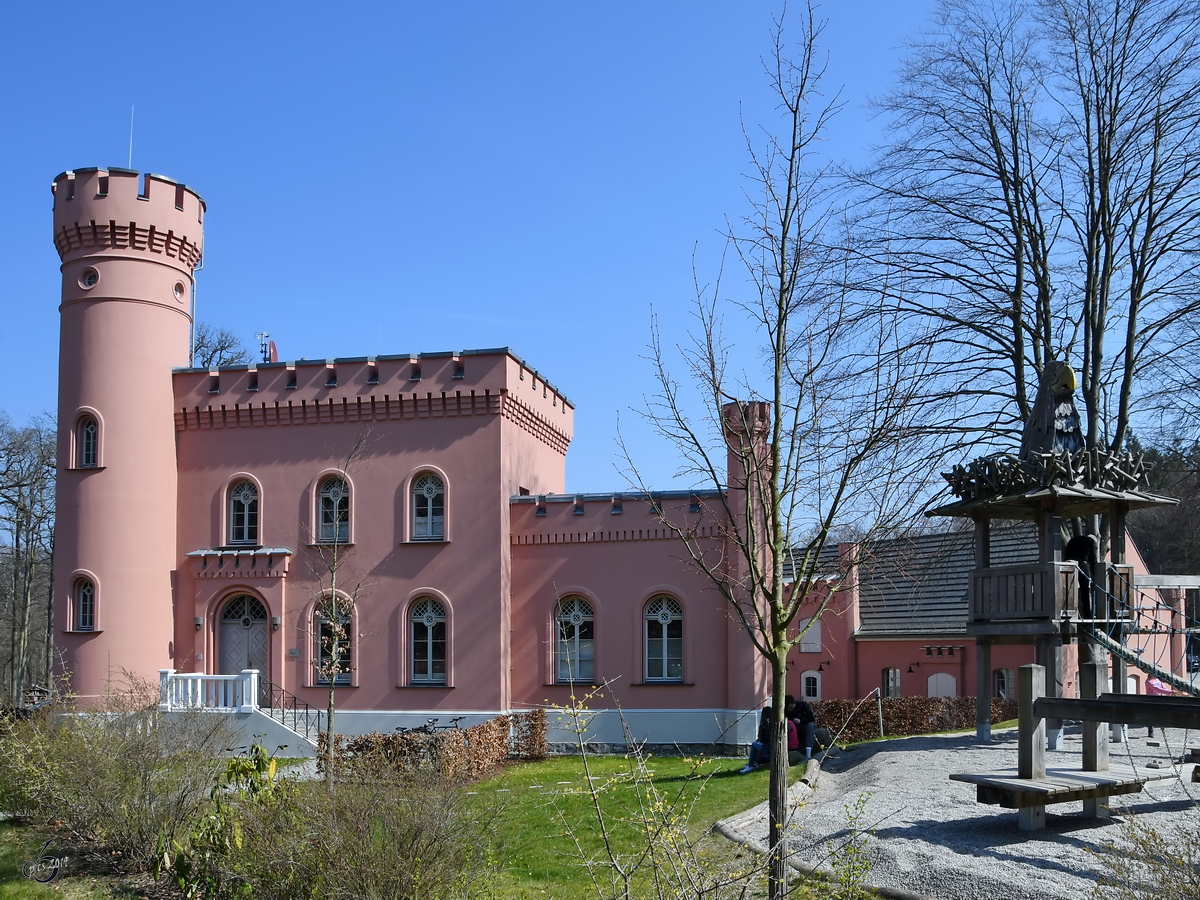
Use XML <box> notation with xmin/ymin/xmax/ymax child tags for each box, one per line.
<box><xmin>811</xmin><ymin>697</ymin><xmax>1019</xmax><ymax>745</ymax></box>
<box><xmin>318</xmin><ymin>709</ymin><xmax>547</xmax><ymax>780</ymax></box>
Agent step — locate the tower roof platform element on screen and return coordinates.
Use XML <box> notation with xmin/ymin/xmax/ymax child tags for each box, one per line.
<box><xmin>927</xmin><ymin>481</ymin><xmax>1176</xmax><ymax>521</ymax></box>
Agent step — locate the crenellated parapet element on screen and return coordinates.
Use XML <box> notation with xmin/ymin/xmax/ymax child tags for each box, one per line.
<box><xmin>51</xmin><ymin>168</ymin><xmax>204</xmax><ymax>271</ymax></box>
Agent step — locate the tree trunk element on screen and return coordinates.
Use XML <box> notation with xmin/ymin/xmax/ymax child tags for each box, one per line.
<box><xmin>767</xmin><ymin>649</ymin><xmax>790</xmax><ymax>899</ymax></box>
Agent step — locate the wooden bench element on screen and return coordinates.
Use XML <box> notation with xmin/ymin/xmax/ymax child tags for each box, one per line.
<box><xmin>951</xmin><ymin>663</ymin><xmax>1195</xmax><ymax>830</ymax></box>
<box><xmin>951</xmin><ymin>764</ymin><xmax>1175</xmax><ymax>825</ymax></box>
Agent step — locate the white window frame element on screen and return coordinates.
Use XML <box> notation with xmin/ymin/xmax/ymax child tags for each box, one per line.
<box><xmin>801</xmin><ymin>669</ymin><xmax>822</xmax><ymax>699</ymax></box>
<box><xmin>644</xmin><ymin>596</ymin><xmax>683</xmax><ymax>682</ymax></box>
<box><xmin>993</xmin><ymin>668</ymin><xmax>1015</xmax><ymax>700</ymax></box>
<box><xmin>78</xmin><ymin>417</ymin><xmax>98</xmax><ymax>468</ymax></box>
<box><xmin>556</xmin><ymin>597</ymin><xmax>595</xmax><ymax>683</ymax></box>
<box><xmin>882</xmin><ymin>667</ymin><xmax>901</xmax><ymax>698</ymax></box>
<box><xmin>228</xmin><ymin>480</ymin><xmax>259</xmax><ymax>545</ymax></box>
<box><xmin>318</xmin><ymin>477</ymin><xmax>350</xmax><ymax>544</ymax></box>
<box><xmin>75</xmin><ymin>579</ymin><xmax>95</xmax><ymax>631</ymax></box>
<box><xmin>410</xmin><ymin>598</ymin><xmax>447</xmax><ymax>684</ymax></box>
<box><xmin>315</xmin><ymin>610</ymin><xmax>352</xmax><ymax>685</ymax></box>
<box><xmin>411</xmin><ymin>473</ymin><xmax>445</xmax><ymax>541</ymax></box>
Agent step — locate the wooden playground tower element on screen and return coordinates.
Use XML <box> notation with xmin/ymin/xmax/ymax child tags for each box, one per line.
<box><xmin>929</xmin><ymin>362</ymin><xmax>1187</xmax><ymax>741</ymax></box>
<box><xmin>933</xmin><ymin>362</ymin><xmax>1200</xmax><ymax>829</ymax></box>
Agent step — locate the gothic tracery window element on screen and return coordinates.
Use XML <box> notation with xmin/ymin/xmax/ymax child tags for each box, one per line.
<box><xmin>410</xmin><ymin>598</ymin><xmax>447</xmax><ymax>684</ymax></box>
<box><xmin>556</xmin><ymin>597</ymin><xmax>595</xmax><ymax>683</ymax></box>
<box><xmin>412</xmin><ymin>473</ymin><xmax>445</xmax><ymax>541</ymax></box>
<box><xmin>319</xmin><ymin>477</ymin><xmax>350</xmax><ymax>544</ymax></box>
<box><xmin>228</xmin><ymin>481</ymin><xmax>259</xmax><ymax>545</ymax></box>
<box><xmin>644</xmin><ymin>596</ymin><xmax>683</xmax><ymax>682</ymax></box>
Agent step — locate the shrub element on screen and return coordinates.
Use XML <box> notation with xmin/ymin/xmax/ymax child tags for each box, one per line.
<box><xmin>319</xmin><ymin>709</ymin><xmax>546</xmax><ymax>780</ymax></box>
<box><xmin>811</xmin><ymin>697</ymin><xmax>1018</xmax><ymax>745</ymax></box>
<box><xmin>172</xmin><ymin>763</ymin><xmax>497</xmax><ymax>900</ymax></box>
<box><xmin>1091</xmin><ymin>806</ymin><xmax>1200</xmax><ymax>900</ymax></box>
<box><xmin>0</xmin><ymin>677</ymin><xmax>233</xmax><ymax>871</ymax></box>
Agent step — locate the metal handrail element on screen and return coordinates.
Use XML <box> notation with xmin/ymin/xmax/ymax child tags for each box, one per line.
<box><xmin>263</xmin><ymin>679</ymin><xmax>323</xmax><ymax>742</ymax></box>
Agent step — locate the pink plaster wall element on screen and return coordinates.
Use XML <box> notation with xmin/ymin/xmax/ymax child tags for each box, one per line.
<box><xmin>172</xmin><ymin>350</ymin><xmax>572</xmax><ymax>712</ymax></box>
<box><xmin>53</xmin><ymin>168</ymin><xmax>203</xmax><ymax>702</ymax></box>
<box><xmin>509</xmin><ymin>494</ymin><xmax>769</xmax><ymax>712</ymax></box>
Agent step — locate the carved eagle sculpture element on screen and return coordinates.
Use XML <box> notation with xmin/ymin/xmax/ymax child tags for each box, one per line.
<box><xmin>1018</xmin><ymin>361</ymin><xmax>1085</xmax><ymax>459</ymax></box>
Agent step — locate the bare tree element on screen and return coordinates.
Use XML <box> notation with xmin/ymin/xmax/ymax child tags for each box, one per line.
<box><xmin>191</xmin><ymin>323</ymin><xmax>251</xmax><ymax>368</ymax></box>
<box><xmin>305</xmin><ymin>432</ymin><xmax>371</xmax><ymax>784</ymax></box>
<box><xmin>851</xmin><ymin>0</ymin><xmax>1200</xmax><ymax>455</ymax></box>
<box><xmin>628</xmin><ymin>8</ymin><xmax>943</xmax><ymax>896</ymax></box>
<box><xmin>0</xmin><ymin>413</ymin><xmax>56</xmax><ymax>707</ymax></box>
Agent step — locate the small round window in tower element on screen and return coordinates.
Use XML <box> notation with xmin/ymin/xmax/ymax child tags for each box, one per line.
<box><xmin>173</xmin><ymin>281</ymin><xmax>186</xmax><ymax>302</ymax></box>
<box><xmin>79</xmin><ymin>268</ymin><xmax>99</xmax><ymax>289</ymax></box>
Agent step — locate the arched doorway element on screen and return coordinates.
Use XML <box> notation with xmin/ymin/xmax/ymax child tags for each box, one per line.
<box><xmin>219</xmin><ymin>595</ymin><xmax>269</xmax><ymax>703</ymax></box>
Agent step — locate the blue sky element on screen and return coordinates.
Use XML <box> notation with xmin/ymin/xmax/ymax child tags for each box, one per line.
<box><xmin>1</xmin><ymin>1</ymin><xmax>933</xmax><ymax>490</ymax></box>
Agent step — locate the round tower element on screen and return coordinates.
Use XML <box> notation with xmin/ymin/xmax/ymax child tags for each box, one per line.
<box><xmin>51</xmin><ymin>167</ymin><xmax>204</xmax><ymax>703</ymax></box>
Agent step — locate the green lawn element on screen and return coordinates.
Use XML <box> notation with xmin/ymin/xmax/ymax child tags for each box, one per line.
<box><xmin>0</xmin><ymin>755</ymin><xmax>804</xmax><ymax>899</ymax></box>
<box><xmin>469</xmin><ymin>753</ymin><xmax>796</xmax><ymax>899</ymax></box>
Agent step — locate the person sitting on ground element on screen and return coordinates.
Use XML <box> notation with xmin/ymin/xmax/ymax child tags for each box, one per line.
<box><xmin>788</xmin><ymin>693</ymin><xmax>816</xmax><ymax>760</ymax></box>
<box><xmin>740</xmin><ymin>705</ymin><xmax>799</xmax><ymax>773</ymax></box>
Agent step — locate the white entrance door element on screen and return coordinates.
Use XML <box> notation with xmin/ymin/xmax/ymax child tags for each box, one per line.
<box><xmin>927</xmin><ymin>672</ymin><xmax>957</xmax><ymax>698</ymax></box>
<box><xmin>219</xmin><ymin>595</ymin><xmax>269</xmax><ymax>704</ymax></box>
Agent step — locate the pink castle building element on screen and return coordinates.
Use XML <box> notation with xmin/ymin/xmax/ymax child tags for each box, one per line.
<box><xmin>50</xmin><ymin>166</ymin><xmax>1181</xmax><ymax>753</ymax></box>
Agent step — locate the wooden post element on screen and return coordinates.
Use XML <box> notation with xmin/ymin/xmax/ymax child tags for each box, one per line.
<box><xmin>1035</xmin><ymin>636</ymin><xmax>1064</xmax><ymax>750</ymax></box>
<box><xmin>976</xmin><ymin>638</ymin><xmax>992</xmax><ymax>741</ymax></box>
<box><xmin>1080</xmin><ymin>660</ymin><xmax>1110</xmax><ymax>819</ymax></box>
<box><xmin>1018</xmin><ymin>664</ymin><xmax>1046</xmax><ymax>831</ymax></box>
<box><xmin>1111</xmin><ymin>653</ymin><xmax>1128</xmax><ymax>743</ymax></box>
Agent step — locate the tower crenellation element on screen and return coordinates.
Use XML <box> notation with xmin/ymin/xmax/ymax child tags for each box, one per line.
<box><xmin>52</xmin><ymin>168</ymin><xmax>204</xmax><ymax>315</ymax></box>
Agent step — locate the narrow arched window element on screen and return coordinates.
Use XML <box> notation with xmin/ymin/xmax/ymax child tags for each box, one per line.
<box><xmin>315</xmin><ymin>606</ymin><xmax>352</xmax><ymax>685</ymax></box>
<box><xmin>78</xmin><ymin>417</ymin><xmax>98</xmax><ymax>468</ymax></box>
<box><xmin>644</xmin><ymin>596</ymin><xmax>683</xmax><ymax>682</ymax></box>
<box><xmin>228</xmin><ymin>481</ymin><xmax>259</xmax><ymax>545</ymax></box>
<box><xmin>556</xmin><ymin>598</ymin><xmax>595</xmax><ymax>683</ymax></box>
<box><xmin>75</xmin><ymin>579</ymin><xmax>95</xmax><ymax>631</ymax></box>
<box><xmin>319</xmin><ymin>477</ymin><xmax>350</xmax><ymax>544</ymax></box>
<box><xmin>410</xmin><ymin>598</ymin><xmax>447</xmax><ymax>684</ymax></box>
<box><xmin>412</xmin><ymin>474</ymin><xmax>444</xmax><ymax>541</ymax></box>
<box><xmin>993</xmin><ymin>668</ymin><xmax>1015</xmax><ymax>700</ymax></box>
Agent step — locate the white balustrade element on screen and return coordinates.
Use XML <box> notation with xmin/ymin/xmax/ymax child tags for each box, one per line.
<box><xmin>159</xmin><ymin>668</ymin><xmax>259</xmax><ymax>713</ymax></box>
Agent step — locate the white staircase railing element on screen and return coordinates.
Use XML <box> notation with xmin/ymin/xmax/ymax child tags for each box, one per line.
<box><xmin>159</xmin><ymin>669</ymin><xmax>259</xmax><ymax>713</ymax></box>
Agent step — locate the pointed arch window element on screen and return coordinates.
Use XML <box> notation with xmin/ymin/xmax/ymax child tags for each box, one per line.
<box><xmin>644</xmin><ymin>596</ymin><xmax>683</xmax><ymax>682</ymax></box>
<box><xmin>315</xmin><ymin>606</ymin><xmax>352</xmax><ymax>685</ymax></box>
<box><xmin>410</xmin><ymin>598</ymin><xmax>447</xmax><ymax>684</ymax></box>
<box><xmin>77</xmin><ymin>417</ymin><xmax>98</xmax><ymax>468</ymax></box>
<box><xmin>412</xmin><ymin>474</ymin><xmax>444</xmax><ymax>541</ymax></box>
<box><xmin>228</xmin><ymin>481</ymin><xmax>259</xmax><ymax>545</ymax></box>
<box><xmin>556</xmin><ymin>597</ymin><xmax>595</xmax><ymax>683</ymax></box>
<box><xmin>319</xmin><ymin>477</ymin><xmax>350</xmax><ymax>544</ymax></box>
<box><xmin>75</xmin><ymin>579</ymin><xmax>95</xmax><ymax>631</ymax></box>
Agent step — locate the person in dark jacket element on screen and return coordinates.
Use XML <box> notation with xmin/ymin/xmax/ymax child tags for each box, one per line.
<box><xmin>787</xmin><ymin>693</ymin><xmax>816</xmax><ymax>759</ymax></box>
<box><xmin>739</xmin><ymin>705</ymin><xmax>798</xmax><ymax>773</ymax></box>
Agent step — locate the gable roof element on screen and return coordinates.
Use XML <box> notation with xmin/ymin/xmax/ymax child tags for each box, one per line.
<box><xmin>852</xmin><ymin>524</ymin><xmax>1038</xmax><ymax>637</ymax></box>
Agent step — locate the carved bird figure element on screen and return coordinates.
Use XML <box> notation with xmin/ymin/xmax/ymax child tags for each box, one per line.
<box><xmin>1019</xmin><ymin>361</ymin><xmax>1084</xmax><ymax>459</ymax></box>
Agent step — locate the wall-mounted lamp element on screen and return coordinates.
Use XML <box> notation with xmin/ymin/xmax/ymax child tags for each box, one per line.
<box><xmin>816</xmin><ymin>659</ymin><xmax>832</xmax><ymax>673</ymax></box>
<box><xmin>907</xmin><ymin>661</ymin><xmax>921</xmax><ymax>674</ymax></box>
<box><xmin>194</xmin><ymin>617</ymin><xmax>203</xmax><ymax>631</ymax></box>
<box><xmin>271</xmin><ymin>616</ymin><xmax>281</xmax><ymax>631</ymax></box>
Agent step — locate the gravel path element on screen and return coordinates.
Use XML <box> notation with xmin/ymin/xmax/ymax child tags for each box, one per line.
<box><xmin>721</xmin><ymin>725</ymin><xmax>1200</xmax><ymax>900</ymax></box>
